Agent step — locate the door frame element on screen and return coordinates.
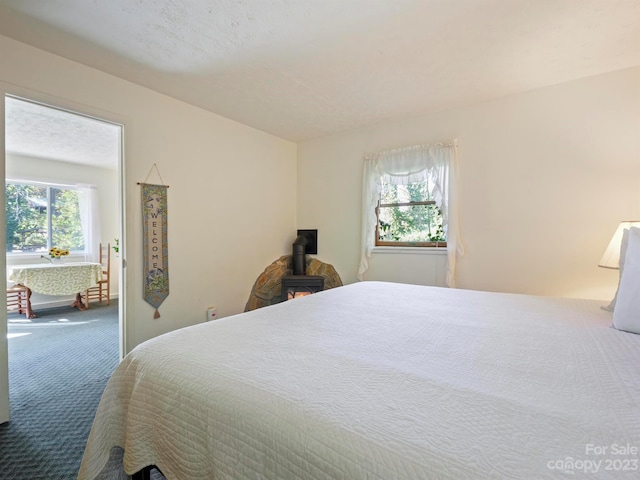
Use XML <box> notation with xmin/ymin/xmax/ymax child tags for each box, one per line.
<box><xmin>1</xmin><ymin>86</ymin><xmax>127</xmax><ymax>422</ymax></box>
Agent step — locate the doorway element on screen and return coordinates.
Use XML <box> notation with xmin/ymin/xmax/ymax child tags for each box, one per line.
<box><xmin>1</xmin><ymin>94</ymin><xmax>125</xmax><ymax>423</ymax></box>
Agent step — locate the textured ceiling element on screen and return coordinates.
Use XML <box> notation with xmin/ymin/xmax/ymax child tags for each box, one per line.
<box><xmin>5</xmin><ymin>97</ymin><xmax>121</xmax><ymax>170</ymax></box>
<box><xmin>0</xmin><ymin>0</ymin><xmax>639</xmax><ymax>144</ymax></box>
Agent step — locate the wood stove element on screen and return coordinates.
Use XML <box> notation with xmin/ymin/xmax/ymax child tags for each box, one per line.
<box><xmin>281</xmin><ymin>275</ymin><xmax>324</xmax><ymax>302</ymax></box>
<box><xmin>281</xmin><ymin>229</ymin><xmax>323</xmax><ymax>301</ymax></box>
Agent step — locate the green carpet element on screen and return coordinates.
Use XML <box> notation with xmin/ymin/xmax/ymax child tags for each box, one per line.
<box><xmin>0</xmin><ymin>303</ymin><xmax>119</xmax><ymax>479</ymax></box>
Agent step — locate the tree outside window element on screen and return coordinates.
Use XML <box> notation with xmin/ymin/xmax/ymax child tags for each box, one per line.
<box><xmin>376</xmin><ymin>179</ymin><xmax>446</xmax><ymax>247</ymax></box>
<box><xmin>5</xmin><ymin>182</ymin><xmax>84</xmax><ymax>254</ymax></box>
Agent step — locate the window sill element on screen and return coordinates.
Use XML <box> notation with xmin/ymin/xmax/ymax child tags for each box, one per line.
<box><xmin>6</xmin><ymin>252</ymin><xmax>87</xmax><ymax>265</ymax></box>
<box><xmin>372</xmin><ymin>246</ymin><xmax>447</xmax><ymax>255</ymax></box>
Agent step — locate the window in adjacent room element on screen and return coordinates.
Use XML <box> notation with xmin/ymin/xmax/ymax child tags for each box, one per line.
<box><xmin>5</xmin><ymin>181</ymin><xmax>84</xmax><ymax>254</ymax></box>
<box><xmin>376</xmin><ymin>177</ymin><xmax>446</xmax><ymax>247</ymax></box>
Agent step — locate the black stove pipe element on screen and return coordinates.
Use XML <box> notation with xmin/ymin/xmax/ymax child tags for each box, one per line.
<box><xmin>292</xmin><ymin>234</ymin><xmax>308</xmax><ymax>275</ymax></box>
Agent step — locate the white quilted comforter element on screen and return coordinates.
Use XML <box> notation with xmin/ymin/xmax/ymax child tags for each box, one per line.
<box><xmin>79</xmin><ymin>282</ymin><xmax>640</xmax><ymax>479</ymax></box>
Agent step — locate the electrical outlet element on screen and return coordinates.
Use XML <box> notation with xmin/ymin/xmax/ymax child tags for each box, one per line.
<box><xmin>206</xmin><ymin>306</ymin><xmax>217</xmax><ymax>321</ymax></box>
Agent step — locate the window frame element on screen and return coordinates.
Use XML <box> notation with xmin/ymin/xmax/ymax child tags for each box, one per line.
<box><xmin>374</xmin><ymin>195</ymin><xmax>447</xmax><ymax>249</ymax></box>
<box><xmin>5</xmin><ymin>179</ymin><xmax>86</xmax><ymax>257</ymax></box>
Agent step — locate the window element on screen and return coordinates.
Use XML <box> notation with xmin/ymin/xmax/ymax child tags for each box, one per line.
<box><xmin>359</xmin><ymin>141</ymin><xmax>463</xmax><ymax>286</ymax></box>
<box><xmin>5</xmin><ymin>182</ymin><xmax>84</xmax><ymax>254</ymax></box>
<box><xmin>376</xmin><ymin>178</ymin><xmax>446</xmax><ymax>247</ymax></box>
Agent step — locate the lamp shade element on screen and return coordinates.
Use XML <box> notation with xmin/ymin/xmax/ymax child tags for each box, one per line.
<box><xmin>598</xmin><ymin>221</ymin><xmax>640</xmax><ymax>269</ymax></box>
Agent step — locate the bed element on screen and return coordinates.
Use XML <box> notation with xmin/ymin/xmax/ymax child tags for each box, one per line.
<box><xmin>78</xmin><ymin>281</ymin><xmax>640</xmax><ymax>479</ymax></box>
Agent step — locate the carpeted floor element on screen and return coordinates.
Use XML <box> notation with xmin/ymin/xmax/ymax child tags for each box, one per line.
<box><xmin>0</xmin><ymin>302</ymin><xmax>119</xmax><ymax>479</ymax></box>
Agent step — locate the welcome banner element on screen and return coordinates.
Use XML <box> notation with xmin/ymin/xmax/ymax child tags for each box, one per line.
<box><xmin>141</xmin><ymin>183</ymin><xmax>169</xmax><ymax>318</ymax></box>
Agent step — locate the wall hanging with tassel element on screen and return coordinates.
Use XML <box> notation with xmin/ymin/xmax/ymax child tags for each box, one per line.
<box><xmin>138</xmin><ymin>164</ymin><xmax>169</xmax><ymax>319</ymax></box>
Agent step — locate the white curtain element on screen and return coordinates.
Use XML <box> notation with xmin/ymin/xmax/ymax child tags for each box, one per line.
<box><xmin>358</xmin><ymin>141</ymin><xmax>464</xmax><ymax>286</ymax></box>
<box><xmin>77</xmin><ymin>184</ymin><xmax>101</xmax><ymax>262</ymax></box>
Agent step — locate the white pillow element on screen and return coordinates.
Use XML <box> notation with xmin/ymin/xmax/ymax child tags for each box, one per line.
<box><xmin>613</xmin><ymin>227</ymin><xmax>640</xmax><ymax>334</ymax></box>
<box><xmin>604</xmin><ymin>228</ymin><xmax>631</xmax><ymax>311</ymax></box>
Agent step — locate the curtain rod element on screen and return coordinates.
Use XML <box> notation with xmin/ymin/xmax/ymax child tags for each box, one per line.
<box><xmin>365</xmin><ymin>139</ymin><xmax>457</xmax><ymax>159</ymax></box>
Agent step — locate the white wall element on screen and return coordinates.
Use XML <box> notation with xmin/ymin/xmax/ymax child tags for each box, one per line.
<box><xmin>5</xmin><ymin>153</ymin><xmax>119</xmax><ymax>305</ymax></box>
<box><xmin>0</xmin><ymin>34</ymin><xmax>297</xmax><ymax>354</ymax></box>
<box><xmin>298</xmin><ymin>66</ymin><xmax>640</xmax><ymax>301</ymax></box>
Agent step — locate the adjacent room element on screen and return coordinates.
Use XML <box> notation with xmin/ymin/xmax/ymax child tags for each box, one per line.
<box><xmin>0</xmin><ymin>0</ymin><xmax>639</xmax><ymax>479</ymax></box>
<box><xmin>2</xmin><ymin>97</ymin><xmax>121</xmax><ymax>478</ymax></box>
<box><xmin>4</xmin><ymin>97</ymin><xmax>120</xmax><ymax>312</ymax></box>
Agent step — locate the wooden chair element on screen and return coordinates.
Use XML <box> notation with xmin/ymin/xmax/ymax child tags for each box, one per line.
<box><xmin>7</xmin><ymin>284</ymin><xmax>29</xmax><ymax>314</ymax></box>
<box><xmin>83</xmin><ymin>242</ymin><xmax>111</xmax><ymax>308</ymax></box>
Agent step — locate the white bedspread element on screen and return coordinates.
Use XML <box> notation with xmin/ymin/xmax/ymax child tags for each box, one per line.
<box><xmin>79</xmin><ymin>282</ymin><xmax>640</xmax><ymax>479</ymax></box>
